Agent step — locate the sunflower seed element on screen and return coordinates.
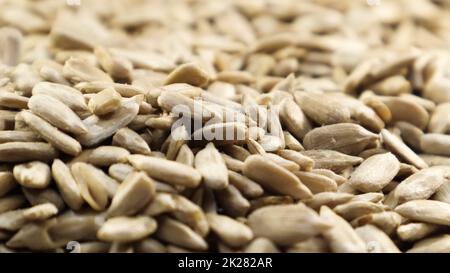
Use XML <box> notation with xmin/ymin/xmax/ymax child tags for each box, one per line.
<box><xmin>107</xmin><ymin>172</ymin><xmax>155</xmax><ymax>217</ymax></box>
<box><xmin>320</xmin><ymin>206</ymin><xmax>367</xmax><ymax>253</ymax></box>
<box><xmin>348</xmin><ymin>153</ymin><xmax>400</xmax><ymax>192</ymax></box>
<box><xmin>248</xmin><ymin>204</ymin><xmax>330</xmax><ymax>245</ymax></box>
<box><xmin>394</xmin><ymin>166</ymin><xmax>450</xmax><ymax>203</ymax></box>
<box><xmin>128</xmin><ymin>154</ymin><xmax>202</xmax><ymax>188</ymax></box>
<box><xmin>206</xmin><ymin>213</ymin><xmax>253</xmax><ymax>248</ymax></box>
<box><xmin>303</xmin><ymin>123</ymin><xmax>378</xmax><ymax>155</ymax></box>
<box><xmin>97</xmin><ymin>216</ymin><xmax>157</xmax><ymax>243</ymax></box>
<box><xmin>195</xmin><ymin>143</ymin><xmax>228</xmax><ymax>190</ymax></box>
<box><xmin>28</xmin><ymin>94</ymin><xmax>87</xmax><ymax>134</ymax></box>
<box><xmin>51</xmin><ymin>159</ymin><xmax>83</xmax><ymax>210</ymax></box>
<box><xmin>0</xmin><ymin>142</ymin><xmax>58</xmax><ymax>163</ymax></box>
<box><xmin>395</xmin><ymin>200</ymin><xmax>450</xmax><ymax>226</ymax></box>
<box><xmin>13</xmin><ymin>161</ymin><xmax>50</xmax><ymax>189</ymax></box>
<box><xmin>243</xmin><ymin>155</ymin><xmax>312</xmax><ymax>199</ymax></box>
<box><xmin>21</xmin><ymin>111</ymin><xmax>81</xmax><ymax>156</ymax></box>
<box><xmin>355</xmin><ymin>225</ymin><xmax>400</xmax><ymax>253</ymax></box>
<box><xmin>71</xmin><ymin>163</ymin><xmax>109</xmax><ymax>211</ymax></box>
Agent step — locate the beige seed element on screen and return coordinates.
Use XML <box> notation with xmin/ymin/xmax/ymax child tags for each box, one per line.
<box><xmin>333</xmin><ymin>201</ymin><xmax>385</xmax><ymax>221</ymax></box>
<box><xmin>407</xmin><ymin>235</ymin><xmax>450</xmax><ymax>253</ymax></box>
<box><xmin>21</xmin><ymin>111</ymin><xmax>81</xmax><ymax>156</ymax></box>
<box><xmin>23</xmin><ymin>203</ymin><xmax>58</xmax><ymax>221</ymax></box>
<box><xmin>112</xmin><ymin>127</ymin><xmax>151</xmax><ymax>155</ymax></box>
<box><xmin>287</xmin><ymin>237</ymin><xmax>329</xmax><ymax>253</ymax></box>
<box><xmin>191</xmin><ymin>122</ymin><xmax>247</xmax><ymax>146</ymax></box>
<box><xmin>351</xmin><ymin>192</ymin><xmax>384</xmax><ymax>203</ymax></box>
<box><xmin>108</xmin><ymin>163</ymin><xmax>134</xmax><ymax>182</ymax></box>
<box><xmin>13</xmin><ymin>161</ymin><xmax>50</xmax><ymax>189</ymax></box>
<box><xmin>97</xmin><ymin>216</ymin><xmax>157</xmax><ymax>243</ymax></box>
<box><xmin>250</xmin><ymin>196</ymin><xmax>294</xmax><ymax>212</ymax></box>
<box><xmin>0</xmin><ymin>195</ymin><xmax>26</xmax><ymax>214</ymax></box>
<box><xmin>352</xmin><ymin>211</ymin><xmax>403</xmax><ymax>235</ymax></box>
<box><xmin>157</xmin><ymin>91</ymin><xmax>214</xmax><ymax>122</ymax></box>
<box><xmin>0</xmin><ymin>171</ymin><xmax>17</xmax><ymax>197</ymax></box>
<box><xmin>304</xmin><ymin>192</ymin><xmax>354</xmax><ymax>210</ymax></box>
<box><xmin>107</xmin><ymin>172</ymin><xmax>155</xmax><ymax>217</ymax></box>
<box><xmin>369</xmin><ymin>75</ymin><xmax>411</xmax><ymax>96</ymax></box>
<box><xmin>128</xmin><ymin>154</ymin><xmax>202</xmax><ymax>188</ymax></box>
<box><xmin>246</xmin><ymin>138</ymin><xmax>265</xmax><ymax>155</ymax></box>
<box><xmin>77</xmin><ymin>96</ymin><xmax>140</xmax><ymax>147</ymax></box>
<box><xmin>194</xmin><ymin>143</ymin><xmax>228</xmax><ymax>190</ymax></box>
<box><xmin>228</xmin><ymin>170</ymin><xmax>264</xmax><ymax>199</ymax></box>
<box><xmin>328</xmin><ymin>92</ymin><xmax>385</xmax><ymax>133</ymax></box>
<box><xmin>221</xmin><ymin>153</ymin><xmax>244</xmax><ymax>172</ymax></box>
<box><xmin>252</xmin><ymin>33</ymin><xmax>296</xmax><ymax>53</ymax></box>
<box><xmin>51</xmin><ymin>159</ymin><xmax>83</xmax><ymax>210</ymax></box>
<box><xmin>175</xmin><ymin>144</ymin><xmax>194</xmax><ymax>167</ymax></box>
<box><xmin>311</xmin><ymin>169</ymin><xmax>347</xmax><ymax>185</ymax></box>
<box><xmin>303</xmin><ymin>123</ymin><xmax>378</xmax><ymax>155</ymax></box>
<box><xmin>206</xmin><ymin>213</ymin><xmax>253</xmax><ymax>248</ymax></box>
<box><xmin>421</xmin><ymin>133</ymin><xmax>450</xmax><ymax>157</ymax></box>
<box><xmin>32</xmin><ymin>82</ymin><xmax>88</xmax><ymax>113</ymax></box>
<box><xmin>370</xmin><ymin>52</ymin><xmax>417</xmax><ymax>81</ymax></box>
<box><xmin>171</xmin><ymin>194</ymin><xmax>209</xmax><ymax>237</ymax></box>
<box><xmin>395</xmin><ymin>200</ymin><xmax>450</xmax><ymax>226</ymax></box>
<box><xmin>348</xmin><ymin>153</ymin><xmax>400</xmax><ymax>192</ymax></box>
<box><xmin>378</xmin><ymin>96</ymin><xmax>429</xmax><ymax>130</ymax></box>
<box><xmin>293</xmin><ymin>171</ymin><xmax>338</xmax><ymax>194</ymax></box>
<box><xmin>0</xmin><ymin>27</ymin><xmax>22</xmax><ymax>66</ymax></box>
<box><xmin>320</xmin><ymin>206</ymin><xmax>367</xmax><ymax>253</ymax></box>
<box><xmin>216</xmin><ymin>184</ymin><xmax>250</xmax><ymax>217</ymax></box>
<box><xmin>395</xmin><ymin>121</ymin><xmax>423</xmax><ymax>151</ymax></box>
<box><xmin>63</xmin><ymin>57</ymin><xmax>113</xmax><ymax>84</ymax></box>
<box><xmin>76</xmin><ymin>81</ymin><xmax>146</xmax><ymax>97</ymax></box>
<box><xmin>279</xmin><ymin>98</ymin><xmax>312</xmax><ymax>140</ymax></box>
<box><xmin>28</xmin><ymin>94</ymin><xmax>87</xmax><ymax>134</ymax></box>
<box><xmin>88</xmin><ymin>88</ymin><xmax>122</xmax><ymax>116</ymax></box>
<box><xmin>283</xmin><ymin>131</ymin><xmax>304</xmax><ymax>151</ymax></box>
<box><xmin>162</xmin><ymin>125</ymin><xmax>188</xmax><ymax>160</ymax></box>
<box><xmin>420</xmin><ymin>154</ymin><xmax>450</xmax><ymax>167</ymax></box>
<box><xmin>94</xmin><ymin>46</ymin><xmax>132</xmax><ymax>80</ymax></box>
<box><xmin>88</xmin><ymin>146</ymin><xmax>130</xmax><ymax>167</ymax></box>
<box><xmin>164</xmin><ymin>63</ymin><xmax>209</xmax><ymax>87</ymax></box>
<box><xmin>0</xmin><ymin>91</ymin><xmax>29</xmax><ymax>109</ymax></box>
<box><xmin>223</xmin><ymin>145</ymin><xmax>251</xmax><ymax>161</ymax></box>
<box><xmin>22</xmin><ymin>188</ymin><xmax>65</xmax><ymax>211</ymax></box>
<box><xmin>394</xmin><ymin>166</ymin><xmax>450</xmax><ymax>203</ymax></box>
<box><xmin>397</xmin><ymin>223</ymin><xmax>440</xmax><ymax>242</ymax></box>
<box><xmin>381</xmin><ymin>129</ymin><xmax>428</xmax><ymax>169</ymax></box>
<box><xmin>134</xmin><ymin>239</ymin><xmax>167</xmax><ymax>253</ymax></box>
<box><xmin>71</xmin><ymin>163</ymin><xmax>109</xmax><ymax>211</ymax></box>
<box><xmin>0</xmin><ymin>130</ymin><xmax>40</xmax><ymax>143</ymax></box>
<box><xmin>0</xmin><ymin>209</ymin><xmax>27</xmax><ymax>231</ymax></box>
<box><xmin>0</xmin><ymin>142</ymin><xmax>58</xmax><ymax>162</ymax></box>
<box><xmin>261</xmin><ymin>153</ymin><xmax>299</xmax><ymax>172</ymax></box>
<box><xmin>155</xmin><ymin>217</ymin><xmax>208</xmax><ymax>251</ymax></box>
<box><xmin>244</xmin><ymin>238</ymin><xmax>280</xmax><ymax>253</ymax></box>
<box><xmin>248</xmin><ymin>204</ymin><xmax>330</xmax><ymax>246</ymax></box>
<box><xmin>433</xmin><ymin>180</ymin><xmax>450</xmax><ymax>204</ymax></box>
<box><xmin>277</xmin><ymin>149</ymin><xmax>315</xmax><ymax>171</ymax></box>
<box><xmin>355</xmin><ymin>225</ymin><xmax>400</xmax><ymax>253</ymax></box>
<box><xmin>294</xmin><ymin>92</ymin><xmax>351</xmax><ymax>125</ymax></box>
<box><xmin>243</xmin><ymin>155</ymin><xmax>312</xmax><ymax>199</ymax></box>
<box><xmin>216</xmin><ymin>70</ymin><xmax>254</xmax><ymax>85</ymax></box>
<box><xmin>142</xmin><ymin>193</ymin><xmax>177</xmax><ymax>217</ymax></box>
<box><xmin>109</xmin><ymin>49</ymin><xmax>175</xmax><ymax>72</ymax></box>
<box><xmin>300</xmin><ymin>150</ymin><xmax>363</xmax><ymax>172</ymax></box>
<box><xmin>428</xmin><ymin>102</ymin><xmax>450</xmax><ymax>134</ymax></box>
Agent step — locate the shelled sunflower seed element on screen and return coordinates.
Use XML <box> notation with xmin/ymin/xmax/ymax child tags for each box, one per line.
<box><xmin>1</xmin><ymin>0</ymin><xmax>450</xmax><ymax>253</ymax></box>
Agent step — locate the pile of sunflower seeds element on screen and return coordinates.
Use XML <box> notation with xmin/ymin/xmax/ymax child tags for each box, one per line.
<box><xmin>1</xmin><ymin>0</ymin><xmax>450</xmax><ymax>253</ymax></box>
